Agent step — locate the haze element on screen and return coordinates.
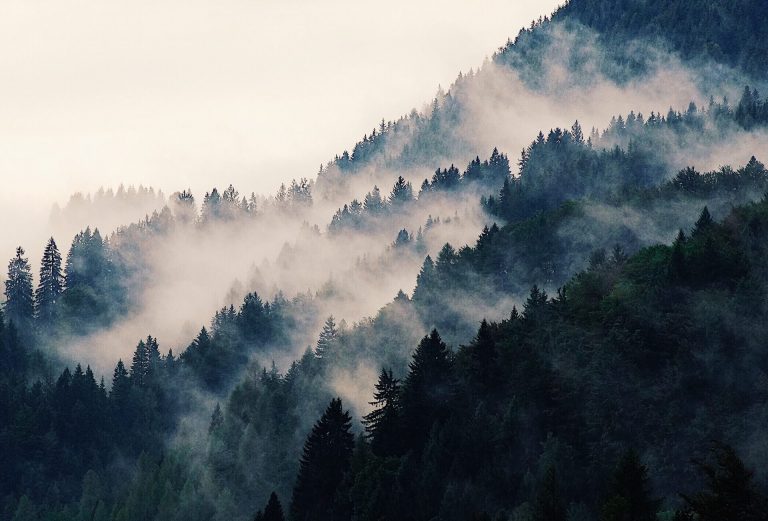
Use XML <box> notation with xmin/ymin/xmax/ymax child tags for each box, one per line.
<box><xmin>0</xmin><ymin>0</ymin><xmax>561</xmax><ymax>264</ymax></box>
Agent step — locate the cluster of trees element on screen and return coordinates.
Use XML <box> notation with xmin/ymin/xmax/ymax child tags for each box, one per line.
<box><xmin>329</xmin><ymin>148</ymin><xmax>509</xmax><ymax>233</ymax></box>
<box><xmin>264</xmin><ymin>195</ymin><xmax>768</xmax><ymax>521</ymax></box>
<box><xmin>556</xmin><ymin>0</ymin><xmax>768</xmax><ymax>79</ymax></box>
<box><xmin>4</xmin><ymin>229</ymin><xmax>127</xmax><ymax>336</ymax></box>
<box><xmin>180</xmin><ymin>291</ymin><xmax>318</xmax><ymax>390</ymax></box>
<box><xmin>419</xmin><ymin>148</ymin><xmax>511</xmax><ymax>196</ymax></box>
<box><xmin>485</xmin><ymin>92</ymin><xmax>768</xmax><ymax>226</ymax></box>
<box><xmin>328</xmin><ymin>176</ymin><xmax>414</xmax><ymax>232</ymax></box>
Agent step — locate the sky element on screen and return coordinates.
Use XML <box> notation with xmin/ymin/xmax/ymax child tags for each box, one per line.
<box><xmin>0</xmin><ymin>0</ymin><xmax>561</xmax><ymax>263</ymax></box>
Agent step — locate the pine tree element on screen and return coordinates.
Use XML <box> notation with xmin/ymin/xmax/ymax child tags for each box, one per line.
<box><xmin>363</xmin><ymin>186</ymin><xmax>385</xmax><ymax>215</ymax></box>
<box><xmin>4</xmin><ymin>247</ymin><xmax>34</xmax><ymax>325</ymax></box>
<box><xmin>315</xmin><ymin>316</ymin><xmax>338</xmax><ymax>359</ymax></box>
<box><xmin>262</xmin><ymin>492</ymin><xmax>285</xmax><ymax>521</ymax></box>
<box><xmin>692</xmin><ymin>207</ymin><xmax>714</xmax><ymax>237</ymax></box>
<box><xmin>534</xmin><ymin>467</ymin><xmax>566</xmax><ymax>521</ymax></box>
<box><xmin>209</xmin><ymin>403</ymin><xmax>224</xmax><ymax>434</ymax></box>
<box><xmin>600</xmin><ymin>450</ymin><xmax>660</xmax><ymax>521</ymax></box>
<box><xmin>129</xmin><ymin>336</ymin><xmax>160</xmax><ymax>386</ymax></box>
<box><xmin>400</xmin><ymin>330</ymin><xmax>455</xmax><ymax>451</ymax></box>
<box><xmin>682</xmin><ymin>442</ymin><xmax>768</xmax><ymax>521</ymax></box>
<box><xmin>290</xmin><ymin>398</ymin><xmax>354</xmax><ymax>521</ymax></box>
<box><xmin>362</xmin><ymin>368</ymin><xmax>402</xmax><ymax>456</ymax></box>
<box><xmin>35</xmin><ymin>237</ymin><xmax>63</xmax><ymax>322</ymax></box>
<box><xmin>467</xmin><ymin>319</ymin><xmax>499</xmax><ymax>391</ymax></box>
<box><xmin>389</xmin><ymin>176</ymin><xmax>414</xmax><ymax>206</ymax></box>
<box><xmin>110</xmin><ymin>359</ymin><xmax>131</xmax><ymax>403</ymax></box>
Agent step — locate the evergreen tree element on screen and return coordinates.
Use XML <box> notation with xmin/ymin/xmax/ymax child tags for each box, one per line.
<box><xmin>682</xmin><ymin>442</ymin><xmax>768</xmax><ymax>521</ymax></box>
<box><xmin>362</xmin><ymin>368</ymin><xmax>402</xmax><ymax>456</ymax></box>
<box><xmin>466</xmin><ymin>319</ymin><xmax>499</xmax><ymax>392</ymax></box>
<box><xmin>260</xmin><ymin>492</ymin><xmax>285</xmax><ymax>521</ymax></box>
<box><xmin>4</xmin><ymin>247</ymin><xmax>34</xmax><ymax>325</ymax></box>
<box><xmin>534</xmin><ymin>467</ymin><xmax>566</xmax><ymax>521</ymax></box>
<box><xmin>692</xmin><ymin>206</ymin><xmax>714</xmax><ymax>237</ymax></box>
<box><xmin>363</xmin><ymin>186</ymin><xmax>385</xmax><ymax>215</ymax></box>
<box><xmin>129</xmin><ymin>336</ymin><xmax>160</xmax><ymax>386</ymax></box>
<box><xmin>35</xmin><ymin>237</ymin><xmax>63</xmax><ymax>322</ymax></box>
<box><xmin>315</xmin><ymin>316</ymin><xmax>338</xmax><ymax>359</ymax></box>
<box><xmin>400</xmin><ymin>330</ymin><xmax>455</xmax><ymax>451</ymax></box>
<box><xmin>600</xmin><ymin>450</ymin><xmax>660</xmax><ymax>521</ymax></box>
<box><xmin>389</xmin><ymin>176</ymin><xmax>414</xmax><ymax>206</ymax></box>
<box><xmin>290</xmin><ymin>398</ymin><xmax>355</xmax><ymax>521</ymax></box>
<box><xmin>110</xmin><ymin>359</ymin><xmax>131</xmax><ymax>403</ymax></box>
<box><xmin>209</xmin><ymin>403</ymin><xmax>224</xmax><ymax>434</ymax></box>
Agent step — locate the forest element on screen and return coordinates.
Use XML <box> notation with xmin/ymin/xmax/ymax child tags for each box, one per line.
<box><xmin>3</xmin><ymin>0</ymin><xmax>768</xmax><ymax>520</ymax></box>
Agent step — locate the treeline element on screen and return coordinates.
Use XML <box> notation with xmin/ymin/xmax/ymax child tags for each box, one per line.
<box><xmin>50</xmin><ymin>195</ymin><xmax>768</xmax><ymax>521</ymax></box>
<box><xmin>4</xmin><ymin>228</ymin><xmax>128</xmax><ymax>337</ymax></box>
<box><xmin>555</xmin><ymin>0</ymin><xmax>768</xmax><ymax>79</ymax></box>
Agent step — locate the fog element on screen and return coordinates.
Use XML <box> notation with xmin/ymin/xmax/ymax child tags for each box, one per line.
<box><xmin>39</xmin><ymin>12</ymin><xmax>767</xmax><ymax>394</ymax></box>
<box><xmin>0</xmin><ymin>0</ymin><xmax>562</xmax><ymax>266</ymax></box>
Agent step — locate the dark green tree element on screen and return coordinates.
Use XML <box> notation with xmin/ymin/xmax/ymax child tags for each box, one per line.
<box><xmin>389</xmin><ymin>176</ymin><xmax>414</xmax><ymax>206</ymax></box>
<box><xmin>600</xmin><ymin>450</ymin><xmax>660</xmax><ymax>521</ymax></box>
<box><xmin>400</xmin><ymin>329</ymin><xmax>455</xmax><ymax>451</ymax></box>
<box><xmin>534</xmin><ymin>467</ymin><xmax>566</xmax><ymax>521</ymax></box>
<box><xmin>258</xmin><ymin>492</ymin><xmax>285</xmax><ymax>521</ymax></box>
<box><xmin>315</xmin><ymin>316</ymin><xmax>338</xmax><ymax>359</ymax></box>
<box><xmin>4</xmin><ymin>247</ymin><xmax>34</xmax><ymax>325</ymax></box>
<box><xmin>362</xmin><ymin>368</ymin><xmax>402</xmax><ymax>457</ymax></box>
<box><xmin>35</xmin><ymin>237</ymin><xmax>63</xmax><ymax>322</ymax></box>
<box><xmin>290</xmin><ymin>398</ymin><xmax>355</xmax><ymax>521</ymax></box>
<box><xmin>682</xmin><ymin>443</ymin><xmax>768</xmax><ymax>521</ymax></box>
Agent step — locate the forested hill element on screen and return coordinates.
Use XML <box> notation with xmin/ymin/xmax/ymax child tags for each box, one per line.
<box><xmin>4</xmin><ymin>0</ymin><xmax>768</xmax><ymax>520</ymax></box>
<box><xmin>554</xmin><ymin>0</ymin><xmax>768</xmax><ymax>78</ymax></box>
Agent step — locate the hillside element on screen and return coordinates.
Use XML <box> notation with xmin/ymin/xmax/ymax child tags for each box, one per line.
<box><xmin>3</xmin><ymin>1</ymin><xmax>768</xmax><ymax>521</ymax></box>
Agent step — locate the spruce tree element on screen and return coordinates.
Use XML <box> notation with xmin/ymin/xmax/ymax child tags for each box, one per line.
<box><xmin>315</xmin><ymin>316</ymin><xmax>338</xmax><ymax>359</ymax></box>
<box><xmin>600</xmin><ymin>450</ymin><xmax>660</xmax><ymax>521</ymax></box>
<box><xmin>400</xmin><ymin>329</ymin><xmax>455</xmax><ymax>451</ymax></box>
<box><xmin>262</xmin><ymin>492</ymin><xmax>285</xmax><ymax>521</ymax></box>
<box><xmin>389</xmin><ymin>176</ymin><xmax>414</xmax><ymax>206</ymax></box>
<box><xmin>110</xmin><ymin>360</ymin><xmax>131</xmax><ymax>403</ymax></box>
<box><xmin>290</xmin><ymin>398</ymin><xmax>354</xmax><ymax>521</ymax></box>
<box><xmin>534</xmin><ymin>467</ymin><xmax>566</xmax><ymax>521</ymax></box>
<box><xmin>692</xmin><ymin>207</ymin><xmax>714</xmax><ymax>237</ymax></box>
<box><xmin>4</xmin><ymin>247</ymin><xmax>34</xmax><ymax>325</ymax></box>
<box><xmin>362</xmin><ymin>368</ymin><xmax>402</xmax><ymax>456</ymax></box>
<box><xmin>35</xmin><ymin>237</ymin><xmax>63</xmax><ymax>322</ymax></box>
<box><xmin>682</xmin><ymin>442</ymin><xmax>768</xmax><ymax>520</ymax></box>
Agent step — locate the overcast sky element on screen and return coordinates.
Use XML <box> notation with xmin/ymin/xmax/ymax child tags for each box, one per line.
<box><xmin>0</xmin><ymin>0</ymin><xmax>561</xmax><ymax>262</ymax></box>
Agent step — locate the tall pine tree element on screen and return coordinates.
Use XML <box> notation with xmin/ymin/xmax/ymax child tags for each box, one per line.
<box><xmin>315</xmin><ymin>316</ymin><xmax>338</xmax><ymax>359</ymax></box>
<box><xmin>4</xmin><ymin>246</ymin><xmax>34</xmax><ymax>325</ymax></box>
<box><xmin>362</xmin><ymin>368</ymin><xmax>402</xmax><ymax>457</ymax></box>
<box><xmin>35</xmin><ymin>237</ymin><xmax>63</xmax><ymax>322</ymax></box>
<box><xmin>290</xmin><ymin>398</ymin><xmax>354</xmax><ymax>521</ymax></box>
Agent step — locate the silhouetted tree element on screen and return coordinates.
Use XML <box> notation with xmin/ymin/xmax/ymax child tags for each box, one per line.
<box><xmin>290</xmin><ymin>398</ymin><xmax>354</xmax><ymax>521</ymax></box>
<box><xmin>4</xmin><ymin>247</ymin><xmax>34</xmax><ymax>325</ymax></box>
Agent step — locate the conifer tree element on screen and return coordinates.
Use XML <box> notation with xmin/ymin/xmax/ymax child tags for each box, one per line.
<box><xmin>35</xmin><ymin>237</ymin><xmax>63</xmax><ymax>322</ymax></box>
<box><xmin>290</xmin><ymin>398</ymin><xmax>354</xmax><ymax>521</ymax></box>
<box><xmin>315</xmin><ymin>316</ymin><xmax>338</xmax><ymax>359</ymax></box>
<box><xmin>400</xmin><ymin>330</ymin><xmax>455</xmax><ymax>451</ymax></box>
<box><xmin>209</xmin><ymin>403</ymin><xmax>224</xmax><ymax>434</ymax></box>
<box><xmin>600</xmin><ymin>450</ymin><xmax>660</xmax><ymax>521</ymax></box>
<box><xmin>4</xmin><ymin>246</ymin><xmax>34</xmax><ymax>325</ymax></box>
<box><xmin>682</xmin><ymin>442</ymin><xmax>768</xmax><ymax>520</ymax></box>
<box><xmin>534</xmin><ymin>467</ymin><xmax>566</xmax><ymax>521</ymax></box>
<box><xmin>692</xmin><ymin>207</ymin><xmax>714</xmax><ymax>237</ymax></box>
<box><xmin>389</xmin><ymin>176</ymin><xmax>414</xmax><ymax>206</ymax></box>
<box><xmin>467</xmin><ymin>319</ymin><xmax>499</xmax><ymax>391</ymax></box>
<box><xmin>260</xmin><ymin>492</ymin><xmax>285</xmax><ymax>521</ymax></box>
<box><xmin>362</xmin><ymin>368</ymin><xmax>402</xmax><ymax>456</ymax></box>
<box><xmin>110</xmin><ymin>359</ymin><xmax>131</xmax><ymax>403</ymax></box>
